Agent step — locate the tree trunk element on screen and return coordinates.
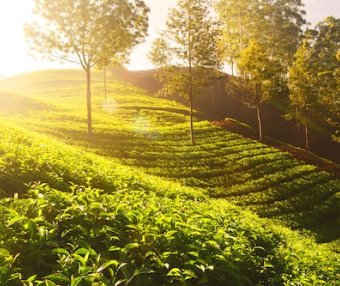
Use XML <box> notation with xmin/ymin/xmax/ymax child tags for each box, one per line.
<box><xmin>188</xmin><ymin>5</ymin><xmax>195</xmax><ymax>145</ymax></box>
<box><xmin>103</xmin><ymin>66</ymin><xmax>107</xmax><ymax>102</ymax></box>
<box><xmin>305</xmin><ymin>123</ymin><xmax>309</xmax><ymax>151</ymax></box>
<box><xmin>188</xmin><ymin>58</ymin><xmax>195</xmax><ymax>145</ymax></box>
<box><xmin>86</xmin><ymin>68</ymin><xmax>93</xmax><ymax>137</ymax></box>
<box><xmin>231</xmin><ymin>60</ymin><xmax>234</xmax><ymax>76</ymax></box>
<box><xmin>256</xmin><ymin>104</ymin><xmax>263</xmax><ymax>141</ymax></box>
<box><xmin>189</xmin><ymin>93</ymin><xmax>194</xmax><ymax>145</ymax></box>
<box><xmin>238</xmin><ymin>6</ymin><xmax>243</xmax><ymax>50</ymax></box>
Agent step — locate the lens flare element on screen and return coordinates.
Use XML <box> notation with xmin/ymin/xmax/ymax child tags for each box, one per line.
<box><xmin>102</xmin><ymin>99</ymin><xmax>118</xmax><ymax>113</ymax></box>
<box><xmin>133</xmin><ymin>115</ymin><xmax>151</xmax><ymax>134</ymax></box>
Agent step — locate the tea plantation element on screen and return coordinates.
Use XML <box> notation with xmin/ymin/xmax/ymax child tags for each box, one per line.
<box><xmin>0</xmin><ymin>70</ymin><xmax>339</xmax><ymax>285</ymax></box>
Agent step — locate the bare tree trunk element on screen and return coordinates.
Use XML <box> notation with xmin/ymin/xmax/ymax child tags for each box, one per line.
<box><xmin>238</xmin><ymin>6</ymin><xmax>243</xmax><ymax>50</ymax></box>
<box><xmin>305</xmin><ymin>123</ymin><xmax>309</xmax><ymax>151</ymax></box>
<box><xmin>256</xmin><ymin>104</ymin><xmax>263</xmax><ymax>141</ymax></box>
<box><xmin>188</xmin><ymin>5</ymin><xmax>195</xmax><ymax>145</ymax></box>
<box><xmin>86</xmin><ymin>68</ymin><xmax>93</xmax><ymax>137</ymax></box>
<box><xmin>189</xmin><ymin>91</ymin><xmax>194</xmax><ymax>145</ymax></box>
<box><xmin>103</xmin><ymin>66</ymin><xmax>107</xmax><ymax>102</ymax></box>
<box><xmin>188</xmin><ymin>68</ymin><xmax>194</xmax><ymax>145</ymax></box>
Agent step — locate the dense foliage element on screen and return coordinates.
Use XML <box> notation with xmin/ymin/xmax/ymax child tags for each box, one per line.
<box><xmin>229</xmin><ymin>40</ymin><xmax>283</xmax><ymax>141</ymax></box>
<box><xmin>1</xmin><ymin>185</ymin><xmax>338</xmax><ymax>285</ymax></box>
<box><xmin>0</xmin><ymin>70</ymin><xmax>339</xmax><ymax>244</ymax></box>
<box><xmin>217</xmin><ymin>0</ymin><xmax>338</xmax><ymax>146</ymax></box>
<box><xmin>0</xmin><ymin>127</ymin><xmax>338</xmax><ymax>285</ymax></box>
<box><xmin>287</xmin><ymin>17</ymin><xmax>340</xmax><ymax>143</ymax></box>
<box><xmin>216</xmin><ymin>0</ymin><xmax>306</xmax><ymax>72</ymax></box>
<box><xmin>0</xmin><ymin>70</ymin><xmax>339</xmax><ymax>284</ymax></box>
<box><xmin>286</xmin><ymin>40</ymin><xmax>316</xmax><ymax>150</ymax></box>
<box><xmin>0</xmin><ymin>0</ymin><xmax>338</xmax><ymax>281</ymax></box>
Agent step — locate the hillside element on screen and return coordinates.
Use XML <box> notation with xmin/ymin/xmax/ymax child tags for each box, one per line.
<box><xmin>0</xmin><ymin>122</ymin><xmax>338</xmax><ymax>284</ymax></box>
<box><xmin>0</xmin><ymin>70</ymin><xmax>339</xmax><ymax>243</ymax></box>
<box><xmin>111</xmin><ymin>68</ymin><xmax>340</xmax><ymax>163</ymax></box>
<box><xmin>0</xmin><ymin>69</ymin><xmax>339</xmax><ymax>284</ymax></box>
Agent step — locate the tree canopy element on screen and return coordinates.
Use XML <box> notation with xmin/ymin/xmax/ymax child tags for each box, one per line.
<box><xmin>286</xmin><ymin>17</ymin><xmax>340</xmax><ymax>146</ymax></box>
<box><xmin>287</xmin><ymin>40</ymin><xmax>317</xmax><ymax>150</ymax></box>
<box><xmin>26</xmin><ymin>0</ymin><xmax>149</xmax><ymax>135</ymax></box>
<box><xmin>311</xmin><ymin>17</ymin><xmax>340</xmax><ymax>141</ymax></box>
<box><xmin>229</xmin><ymin>40</ymin><xmax>282</xmax><ymax>141</ymax></box>
<box><xmin>216</xmin><ymin>0</ymin><xmax>306</xmax><ymax>73</ymax></box>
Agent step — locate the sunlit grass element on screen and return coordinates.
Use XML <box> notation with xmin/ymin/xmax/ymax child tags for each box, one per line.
<box><xmin>0</xmin><ymin>69</ymin><xmax>339</xmax><ymax>245</ymax></box>
<box><xmin>0</xmin><ymin>69</ymin><xmax>339</xmax><ymax>284</ymax></box>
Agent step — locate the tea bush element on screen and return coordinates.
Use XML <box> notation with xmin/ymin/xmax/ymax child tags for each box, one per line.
<box><xmin>0</xmin><ymin>183</ymin><xmax>339</xmax><ymax>285</ymax></box>
<box><xmin>0</xmin><ymin>70</ymin><xmax>339</xmax><ymax>283</ymax></box>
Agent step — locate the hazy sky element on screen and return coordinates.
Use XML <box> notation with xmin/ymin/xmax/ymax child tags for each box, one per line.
<box><xmin>0</xmin><ymin>0</ymin><xmax>339</xmax><ymax>77</ymax></box>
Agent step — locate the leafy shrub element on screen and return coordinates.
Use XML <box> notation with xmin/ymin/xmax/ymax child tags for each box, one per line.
<box><xmin>0</xmin><ymin>183</ymin><xmax>339</xmax><ymax>285</ymax></box>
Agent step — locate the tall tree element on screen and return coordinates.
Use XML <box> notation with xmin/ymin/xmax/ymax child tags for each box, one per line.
<box><xmin>96</xmin><ymin>52</ymin><xmax>128</xmax><ymax>103</ymax></box>
<box><xmin>149</xmin><ymin>0</ymin><xmax>221</xmax><ymax>145</ymax></box>
<box><xmin>311</xmin><ymin>17</ymin><xmax>340</xmax><ymax>142</ymax></box>
<box><xmin>26</xmin><ymin>0</ymin><xmax>149</xmax><ymax>136</ymax></box>
<box><xmin>261</xmin><ymin>0</ymin><xmax>306</xmax><ymax>67</ymax></box>
<box><xmin>217</xmin><ymin>0</ymin><xmax>306</xmax><ymax>143</ymax></box>
<box><xmin>286</xmin><ymin>40</ymin><xmax>317</xmax><ymax>151</ymax></box>
<box><xmin>333</xmin><ymin>50</ymin><xmax>340</xmax><ymax>142</ymax></box>
<box><xmin>216</xmin><ymin>0</ymin><xmax>252</xmax><ymax>75</ymax></box>
<box><xmin>216</xmin><ymin>0</ymin><xmax>306</xmax><ymax>75</ymax></box>
<box><xmin>231</xmin><ymin>40</ymin><xmax>281</xmax><ymax>141</ymax></box>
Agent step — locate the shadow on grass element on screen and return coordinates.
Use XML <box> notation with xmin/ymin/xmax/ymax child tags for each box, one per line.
<box><xmin>0</xmin><ymin>91</ymin><xmax>52</xmax><ymax>115</ymax></box>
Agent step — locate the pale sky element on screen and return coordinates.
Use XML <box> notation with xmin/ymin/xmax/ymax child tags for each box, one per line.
<box><xmin>0</xmin><ymin>0</ymin><xmax>339</xmax><ymax>77</ymax></box>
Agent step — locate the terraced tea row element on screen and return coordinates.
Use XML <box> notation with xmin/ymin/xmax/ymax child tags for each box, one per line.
<box><xmin>0</xmin><ymin>122</ymin><xmax>338</xmax><ymax>285</ymax></box>
<box><xmin>0</xmin><ymin>122</ymin><xmax>204</xmax><ymax>201</ymax></box>
<box><xmin>0</xmin><ymin>70</ymin><xmax>339</xmax><ymax>243</ymax></box>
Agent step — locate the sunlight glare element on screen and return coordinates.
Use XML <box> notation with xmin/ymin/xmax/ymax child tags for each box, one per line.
<box><xmin>102</xmin><ymin>99</ymin><xmax>118</xmax><ymax>113</ymax></box>
<box><xmin>0</xmin><ymin>0</ymin><xmax>338</xmax><ymax>76</ymax></box>
<box><xmin>133</xmin><ymin>115</ymin><xmax>151</xmax><ymax>134</ymax></box>
<box><xmin>0</xmin><ymin>0</ymin><xmax>75</xmax><ymax>77</ymax></box>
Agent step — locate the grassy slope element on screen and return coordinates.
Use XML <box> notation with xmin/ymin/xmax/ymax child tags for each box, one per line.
<box><xmin>0</xmin><ymin>69</ymin><xmax>339</xmax><ymax>244</ymax></box>
<box><xmin>0</xmin><ymin>121</ymin><xmax>205</xmax><ymax>201</ymax></box>
<box><xmin>0</xmin><ymin>70</ymin><xmax>339</xmax><ymax>284</ymax></box>
<box><xmin>0</xmin><ymin>112</ymin><xmax>339</xmax><ymax>285</ymax></box>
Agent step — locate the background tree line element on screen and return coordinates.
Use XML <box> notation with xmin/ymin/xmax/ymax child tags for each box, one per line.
<box><xmin>150</xmin><ymin>0</ymin><xmax>339</xmax><ymax>149</ymax></box>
